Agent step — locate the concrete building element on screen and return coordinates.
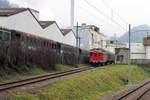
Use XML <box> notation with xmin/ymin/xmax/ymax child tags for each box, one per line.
<box><xmin>143</xmin><ymin>35</ymin><xmax>150</xmax><ymax>59</ymax></box>
<box><xmin>0</xmin><ymin>8</ymin><xmax>76</xmax><ymax>47</ymax></box>
<box><xmin>125</xmin><ymin>43</ymin><xmax>146</xmax><ymax>59</ymax></box>
<box><xmin>115</xmin><ymin>48</ymin><xmax>129</xmax><ymax>64</ymax></box>
<box><xmin>73</xmin><ymin>24</ymin><xmax>106</xmax><ymax>50</ymax></box>
<box><xmin>105</xmin><ymin>42</ymin><xmax>127</xmax><ymax>54</ymax></box>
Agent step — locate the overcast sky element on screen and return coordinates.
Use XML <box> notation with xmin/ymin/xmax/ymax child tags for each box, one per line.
<box><xmin>8</xmin><ymin>0</ymin><xmax>150</xmax><ymax>37</ymax></box>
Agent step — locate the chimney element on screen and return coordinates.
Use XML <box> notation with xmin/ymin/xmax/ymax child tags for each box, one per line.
<box><xmin>82</xmin><ymin>23</ymin><xmax>86</xmax><ymax>28</ymax></box>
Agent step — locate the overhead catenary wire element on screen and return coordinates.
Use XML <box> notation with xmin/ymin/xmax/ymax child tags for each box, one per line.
<box><xmin>101</xmin><ymin>0</ymin><xmax>129</xmax><ymax>31</ymax></box>
<box><xmin>101</xmin><ymin>0</ymin><xmax>128</xmax><ymax>24</ymax></box>
<box><xmin>83</xmin><ymin>0</ymin><xmax>127</xmax><ymax>31</ymax></box>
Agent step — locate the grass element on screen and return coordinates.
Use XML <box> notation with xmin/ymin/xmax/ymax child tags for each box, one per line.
<box><xmin>76</xmin><ymin>64</ymin><xmax>89</xmax><ymax>68</ymax></box>
<box><xmin>55</xmin><ymin>64</ymin><xmax>73</xmax><ymax>71</ymax></box>
<box><xmin>27</xmin><ymin>67</ymin><xmax>46</xmax><ymax>75</ymax></box>
<box><xmin>11</xmin><ymin>65</ymin><xmax>150</xmax><ymax>100</ymax></box>
<box><xmin>0</xmin><ymin>67</ymin><xmax>46</xmax><ymax>81</ymax></box>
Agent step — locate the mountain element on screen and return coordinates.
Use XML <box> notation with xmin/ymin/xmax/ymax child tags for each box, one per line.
<box><xmin>118</xmin><ymin>25</ymin><xmax>150</xmax><ymax>43</ymax></box>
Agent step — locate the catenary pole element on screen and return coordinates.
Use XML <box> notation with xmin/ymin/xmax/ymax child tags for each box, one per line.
<box><xmin>128</xmin><ymin>24</ymin><xmax>131</xmax><ymax>85</ymax></box>
<box><xmin>76</xmin><ymin>22</ymin><xmax>79</xmax><ymax>64</ymax></box>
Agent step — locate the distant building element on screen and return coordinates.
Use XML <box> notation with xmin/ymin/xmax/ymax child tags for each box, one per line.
<box><xmin>0</xmin><ymin>8</ymin><xmax>76</xmax><ymax>47</ymax></box>
<box><xmin>73</xmin><ymin>24</ymin><xmax>106</xmax><ymax>50</ymax></box>
<box><xmin>125</xmin><ymin>43</ymin><xmax>146</xmax><ymax>59</ymax></box>
<box><xmin>106</xmin><ymin>42</ymin><xmax>126</xmax><ymax>54</ymax></box>
<box><xmin>143</xmin><ymin>35</ymin><xmax>150</xmax><ymax>59</ymax></box>
<box><xmin>115</xmin><ymin>48</ymin><xmax>129</xmax><ymax>64</ymax></box>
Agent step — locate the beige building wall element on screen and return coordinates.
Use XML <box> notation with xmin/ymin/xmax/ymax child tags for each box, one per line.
<box><xmin>145</xmin><ymin>46</ymin><xmax>150</xmax><ymax>59</ymax></box>
<box><xmin>89</xmin><ymin>28</ymin><xmax>106</xmax><ymax>50</ymax></box>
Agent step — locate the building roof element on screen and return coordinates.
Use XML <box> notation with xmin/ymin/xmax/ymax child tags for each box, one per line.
<box><xmin>39</xmin><ymin>21</ymin><xmax>56</xmax><ymax>28</ymax></box>
<box><xmin>61</xmin><ymin>29</ymin><xmax>72</xmax><ymax>36</ymax></box>
<box><xmin>0</xmin><ymin>8</ymin><xmax>39</xmax><ymax>16</ymax></box>
<box><xmin>0</xmin><ymin>8</ymin><xmax>57</xmax><ymax>29</ymax></box>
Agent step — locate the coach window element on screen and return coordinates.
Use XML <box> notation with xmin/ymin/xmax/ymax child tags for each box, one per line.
<box><xmin>52</xmin><ymin>43</ymin><xmax>54</xmax><ymax>48</ymax></box>
<box><xmin>46</xmin><ymin>42</ymin><xmax>48</xmax><ymax>46</ymax></box>
<box><xmin>0</xmin><ymin>31</ymin><xmax>3</xmax><ymax>41</ymax></box>
<box><xmin>21</xmin><ymin>36</ymin><xmax>25</xmax><ymax>42</ymax></box>
<box><xmin>5</xmin><ymin>32</ymin><xmax>10</xmax><ymax>41</ymax></box>
<box><xmin>15</xmin><ymin>33</ymin><xmax>21</xmax><ymax>40</ymax></box>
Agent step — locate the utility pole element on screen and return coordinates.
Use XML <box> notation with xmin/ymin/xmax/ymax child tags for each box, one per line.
<box><xmin>128</xmin><ymin>24</ymin><xmax>132</xmax><ymax>86</ymax></box>
<box><xmin>76</xmin><ymin>22</ymin><xmax>79</xmax><ymax>64</ymax></box>
<box><xmin>71</xmin><ymin>0</ymin><xmax>74</xmax><ymax>28</ymax></box>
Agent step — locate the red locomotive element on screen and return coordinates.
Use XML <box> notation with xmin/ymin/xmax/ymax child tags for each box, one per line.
<box><xmin>89</xmin><ymin>48</ymin><xmax>115</xmax><ymax>66</ymax></box>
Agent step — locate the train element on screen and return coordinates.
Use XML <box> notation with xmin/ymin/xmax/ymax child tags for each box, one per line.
<box><xmin>0</xmin><ymin>27</ymin><xmax>115</xmax><ymax>66</ymax></box>
<box><xmin>89</xmin><ymin>48</ymin><xmax>115</xmax><ymax>66</ymax></box>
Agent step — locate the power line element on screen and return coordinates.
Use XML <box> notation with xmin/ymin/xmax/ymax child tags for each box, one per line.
<box><xmin>84</xmin><ymin>0</ymin><xmax>127</xmax><ymax>31</ymax></box>
<box><xmin>101</xmin><ymin>0</ymin><xmax>128</xmax><ymax>25</ymax></box>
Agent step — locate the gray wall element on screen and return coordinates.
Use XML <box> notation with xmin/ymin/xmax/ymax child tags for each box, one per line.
<box><xmin>131</xmin><ymin>59</ymin><xmax>150</xmax><ymax>64</ymax></box>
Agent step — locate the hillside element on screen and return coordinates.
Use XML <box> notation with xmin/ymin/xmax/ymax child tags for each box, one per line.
<box><xmin>118</xmin><ymin>25</ymin><xmax>150</xmax><ymax>43</ymax></box>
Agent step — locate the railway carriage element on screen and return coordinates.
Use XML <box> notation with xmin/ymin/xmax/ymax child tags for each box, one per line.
<box><xmin>0</xmin><ymin>28</ymin><xmax>89</xmax><ymax>63</ymax></box>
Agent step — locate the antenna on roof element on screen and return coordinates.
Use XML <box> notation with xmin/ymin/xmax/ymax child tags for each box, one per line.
<box><xmin>27</xmin><ymin>0</ymin><xmax>30</xmax><ymax>8</ymax></box>
<box><xmin>70</xmin><ymin>0</ymin><xmax>74</xmax><ymax>28</ymax></box>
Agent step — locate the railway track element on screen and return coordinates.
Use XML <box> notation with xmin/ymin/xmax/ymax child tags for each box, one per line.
<box><xmin>0</xmin><ymin>67</ymin><xmax>94</xmax><ymax>92</ymax></box>
<box><xmin>117</xmin><ymin>80</ymin><xmax>150</xmax><ymax>100</ymax></box>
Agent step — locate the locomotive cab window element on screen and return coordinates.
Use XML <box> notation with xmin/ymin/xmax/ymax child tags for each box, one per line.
<box><xmin>90</xmin><ymin>52</ymin><xmax>93</xmax><ymax>56</ymax></box>
<box><xmin>99</xmin><ymin>53</ymin><xmax>101</xmax><ymax>56</ymax></box>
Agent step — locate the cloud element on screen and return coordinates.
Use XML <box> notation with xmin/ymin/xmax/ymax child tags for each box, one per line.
<box><xmin>0</xmin><ymin>0</ymin><xmax>18</xmax><ymax>8</ymax></box>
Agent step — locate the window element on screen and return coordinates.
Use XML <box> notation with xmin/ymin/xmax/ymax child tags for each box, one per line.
<box><xmin>90</xmin><ymin>52</ymin><xmax>93</xmax><ymax>56</ymax></box>
<box><xmin>43</xmin><ymin>41</ymin><xmax>46</xmax><ymax>46</ymax></box>
<box><xmin>0</xmin><ymin>31</ymin><xmax>3</xmax><ymax>41</ymax></box>
<box><xmin>99</xmin><ymin>53</ymin><xmax>101</xmax><ymax>56</ymax></box>
<box><xmin>4</xmin><ymin>32</ymin><xmax>10</xmax><ymax>41</ymax></box>
<box><xmin>117</xmin><ymin>55</ymin><xmax>124</xmax><ymax>62</ymax></box>
<box><xmin>15</xmin><ymin>33</ymin><xmax>21</xmax><ymax>39</ymax></box>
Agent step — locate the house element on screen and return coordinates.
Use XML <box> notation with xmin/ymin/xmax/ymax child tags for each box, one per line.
<box><xmin>0</xmin><ymin>8</ymin><xmax>76</xmax><ymax>47</ymax></box>
<box><xmin>73</xmin><ymin>24</ymin><xmax>106</xmax><ymax>50</ymax></box>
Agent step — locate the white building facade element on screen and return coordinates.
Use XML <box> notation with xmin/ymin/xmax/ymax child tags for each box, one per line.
<box><xmin>73</xmin><ymin>24</ymin><xmax>106</xmax><ymax>50</ymax></box>
<box><xmin>0</xmin><ymin>8</ymin><xmax>76</xmax><ymax>47</ymax></box>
